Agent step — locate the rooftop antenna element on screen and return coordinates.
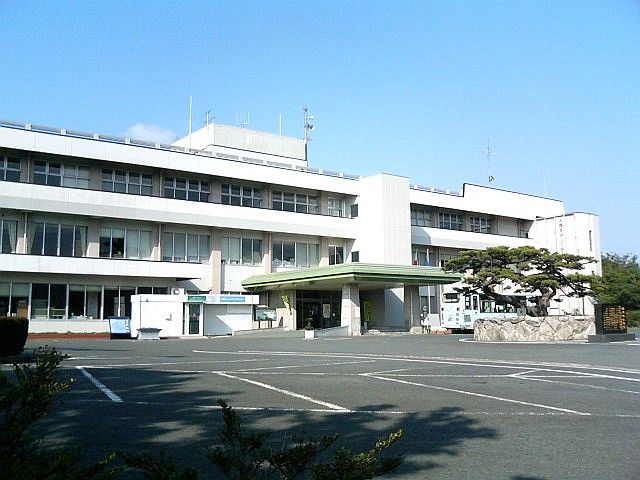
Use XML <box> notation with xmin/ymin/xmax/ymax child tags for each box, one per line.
<box><xmin>303</xmin><ymin>105</ymin><xmax>315</xmax><ymax>161</ymax></box>
<box><xmin>486</xmin><ymin>140</ymin><xmax>495</xmax><ymax>183</ymax></box>
<box><xmin>188</xmin><ymin>95</ymin><xmax>193</xmax><ymax>148</ymax></box>
<box><xmin>236</xmin><ymin>112</ymin><xmax>250</xmax><ymax>128</ymax></box>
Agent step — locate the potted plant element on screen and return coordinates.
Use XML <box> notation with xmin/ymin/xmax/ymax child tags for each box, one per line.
<box><xmin>304</xmin><ymin>318</ymin><xmax>316</xmax><ymax>339</ymax></box>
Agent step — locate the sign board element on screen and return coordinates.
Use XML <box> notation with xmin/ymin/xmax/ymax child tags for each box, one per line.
<box><xmin>322</xmin><ymin>304</ymin><xmax>331</xmax><ymax>319</ymax></box>
<box><xmin>595</xmin><ymin>305</ymin><xmax>627</xmax><ymax>335</ymax></box>
<box><xmin>108</xmin><ymin>317</ymin><xmax>132</xmax><ymax>338</ymax></box>
<box><xmin>187</xmin><ymin>295</ymin><xmax>207</xmax><ymax>302</ymax></box>
<box><xmin>220</xmin><ymin>295</ymin><xmax>246</xmax><ymax>303</ymax></box>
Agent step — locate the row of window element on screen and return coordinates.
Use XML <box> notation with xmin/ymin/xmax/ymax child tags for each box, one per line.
<box><xmin>0</xmin><ymin>282</ymin><xmax>169</xmax><ymax>319</ymax></box>
<box><xmin>411</xmin><ymin>208</ymin><xmax>493</xmax><ymax>234</ymax></box>
<box><xmin>3</xmin><ymin>155</ymin><xmax>351</xmax><ymax>217</ymax></box>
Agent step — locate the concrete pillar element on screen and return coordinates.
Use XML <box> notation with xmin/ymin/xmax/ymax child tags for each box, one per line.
<box><xmin>210</xmin><ymin>228</ymin><xmax>221</xmax><ymax>294</ymax></box>
<box><xmin>403</xmin><ymin>285</ymin><xmax>421</xmax><ymax>330</ymax></box>
<box><xmin>341</xmin><ymin>283</ymin><xmax>361</xmax><ymax>336</ymax></box>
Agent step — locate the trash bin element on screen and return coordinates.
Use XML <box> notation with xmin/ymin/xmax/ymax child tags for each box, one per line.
<box><xmin>108</xmin><ymin>317</ymin><xmax>132</xmax><ymax>339</ymax></box>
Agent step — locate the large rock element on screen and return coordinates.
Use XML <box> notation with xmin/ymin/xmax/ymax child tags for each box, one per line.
<box><xmin>474</xmin><ymin>316</ymin><xmax>595</xmax><ymax>342</ymax></box>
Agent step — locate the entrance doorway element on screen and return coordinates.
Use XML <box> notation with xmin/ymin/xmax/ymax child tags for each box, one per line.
<box><xmin>296</xmin><ymin>291</ymin><xmax>341</xmax><ymax>330</ymax></box>
<box><xmin>184</xmin><ymin>303</ymin><xmax>202</xmax><ymax>335</ymax></box>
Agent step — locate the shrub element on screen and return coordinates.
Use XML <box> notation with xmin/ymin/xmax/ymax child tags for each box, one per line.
<box><xmin>0</xmin><ymin>316</ymin><xmax>29</xmax><ymax>356</ymax></box>
<box><xmin>627</xmin><ymin>310</ymin><xmax>640</xmax><ymax>328</ymax></box>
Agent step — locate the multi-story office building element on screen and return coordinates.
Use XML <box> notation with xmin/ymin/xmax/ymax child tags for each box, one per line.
<box><xmin>0</xmin><ymin>119</ymin><xmax>600</xmax><ymax>336</ymax></box>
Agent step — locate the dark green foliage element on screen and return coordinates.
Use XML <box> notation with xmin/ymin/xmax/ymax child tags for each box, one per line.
<box><xmin>593</xmin><ymin>253</ymin><xmax>640</xmax><ymax>310</ymax></box>
<box><xmin>444</xmin><ymin>246</ymin><xmax>595</xmax><ymax>316</ymax></box>
<box><xmin>627</xmin><ymin>310</ymin><xmax>640</xmax><ymax>328</ymax></box>
<box><xmin>0</xmin><ymin>315</ymin><xmax>29</xmax><ymax>356</ymax></box>
<box><xmin>592</xmin><ymin>253</ymin><xmax>640</xmax><ymax>327</ymax></box>
<box><xmin>208</xmin><ymin>399</ymin><xmax>404</xmax><ymax>479</ymax></box>
<box><xmin>117</xmin><ymin>451</ymin><xmax>198</xmax><ymax>480</ymax></box>
<box><xmin>0</xmin><ymin>345</ymin><xmax>120</xmax><ymax>479</ymax></box>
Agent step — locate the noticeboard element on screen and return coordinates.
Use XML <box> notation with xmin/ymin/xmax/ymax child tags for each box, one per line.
<box><xmin>594</xmin><ymin>305</ymin><xmax>627</xmax><ymax>335</ymax></box>
<box><xmin>108</xmin><ymin>317</ymin><xmax>132</xmax><ymax>338</ymax></box>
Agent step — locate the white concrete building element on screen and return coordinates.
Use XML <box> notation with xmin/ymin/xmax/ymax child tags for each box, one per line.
<box><xmin>0</xmin><ymin>119</ymin><xmax>600</xmax><ymax>336</ymax></box>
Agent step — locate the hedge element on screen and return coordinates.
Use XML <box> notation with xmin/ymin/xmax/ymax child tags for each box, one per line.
<box><xmin>0</xmin><ymin>316</ymin><xmax>29</xmax><ymax>356</ymax></box>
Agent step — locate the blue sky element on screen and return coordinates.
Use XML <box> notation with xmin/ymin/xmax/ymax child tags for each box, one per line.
<box><xmin>1</xmin><ymin>0</ymin><xmax>639</xmax><ymax>255</ymax></box>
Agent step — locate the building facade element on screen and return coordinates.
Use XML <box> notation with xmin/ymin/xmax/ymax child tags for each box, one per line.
<box><xmin>0</xmin><ymin>119</ymin><xmax>601</xmax><ymax>335</ymax></box>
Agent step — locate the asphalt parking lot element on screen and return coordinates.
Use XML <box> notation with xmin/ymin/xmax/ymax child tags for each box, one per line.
<box><xmin>24</xmin><ymin>332</ymin><xmax>640</xmax><ymax>479</ymax></box>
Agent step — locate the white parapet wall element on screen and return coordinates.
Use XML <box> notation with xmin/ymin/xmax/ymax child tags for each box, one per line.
<box><xmin>474</xmin><ymin>316</ymin><xmax>595</xmax><ymax>342</ymax></box>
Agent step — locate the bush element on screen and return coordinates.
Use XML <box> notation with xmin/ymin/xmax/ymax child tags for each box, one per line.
<box><xmin>627</xmin><ymin>310</ymin><xmax>640</xmax><ymax>328</ymax></box>
<box><xmin>0</xmin><ymin>316</ymin><xmax>29</xmax><ymax>356</ymax></box>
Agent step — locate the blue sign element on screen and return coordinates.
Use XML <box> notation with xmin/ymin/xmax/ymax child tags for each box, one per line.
<box><xmin>109</xmin><ymin>317</ymin><xmax>131</xmax><ymax>338</ymax></box>
<box><xmin>220</xmin><ymin>295</ymin><xmax>246</xmax><ymax>303</ymax></box>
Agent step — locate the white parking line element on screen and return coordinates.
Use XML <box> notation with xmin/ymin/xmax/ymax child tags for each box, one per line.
<box><xmin>76</xmin><ymin>366</ymin><xmax>122</xmax><ymax>403</ymax></box>
<box><xmin>216</xmin><ymin>371</ymin><xmax>349</xmax><ymax>412</ymax></box>
<box><xmin>365</xmin><ymin>374</ymin><xmax>591</xmax><ymax>415</ymax></box>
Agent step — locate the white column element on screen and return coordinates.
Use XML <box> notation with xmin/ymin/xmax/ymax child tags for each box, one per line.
<box><xmin>341</xmin><ymin>283</ymin><xmax>361</xmax><ymax>336</ymax></box>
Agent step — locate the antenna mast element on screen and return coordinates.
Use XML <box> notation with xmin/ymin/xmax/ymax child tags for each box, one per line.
<box><xmin>486</xmin><ymin>140</ymin><xmax>494</xmax><ymax>183</ymax></box>
<box><xmin>303</xmin><ymin>106</ymin><xmax>315</xmax><ymax>161</ymax></box>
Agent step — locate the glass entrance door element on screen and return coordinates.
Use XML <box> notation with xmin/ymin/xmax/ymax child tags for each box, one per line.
<box><xmin>185</xmin><ymin>303</ymin><xmax>202</xmax><ymax>335</ymax></box>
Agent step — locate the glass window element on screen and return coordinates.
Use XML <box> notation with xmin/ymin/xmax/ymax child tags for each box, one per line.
<box><xmin>31</xmin><ymin>283</ymin><xmax>49</xmax><ymax>318</ymax></box>
<box><xmin>241</xmin><ymin>238</ymin><xmax>253</xmax><ymax>264</ymax></box>
<box><xmin>470</xmin><ymin>216</ymin><xmax>492</xmax><ymax>234</ymax></box>
<box><xmin>126</xmin><ymin>230</ymin><xmax>140</xmax><ymax>258</ymax></box>
<box><xmin>10</xmin><ymin>283</ymin><xmax>29</xmax><ymax>317</ymax></box>
<box><xmin>199</xmin><ymin>235</ymin><xmax>210</xmax><ymax>262</ymax></box>
<box><xmin>43</xmin><ymin>223</ymin><xmax>59</xmax><ymax>255</ymax></box>
<box><xmin>251</xmin><ymin>238</ymin><xmax>262</xmax><ymax>265</ymax></box>
<box><xmin>34</xmin><ymin>160</ymin><xmax>62</xmax><ymax>186</ymax></box>
<box><xmin>102</xmin><ymin>169</ymin><xmax>152</xmax><ymax>195</ymax></box>
<box><xmin>329</xmin><ymin>245</ymin><xmax>344</xmax><ymax>265</ymax></box>
<box><xmin>59</xmin><ymin>225</ymin><xmax>75</xmax><ymax>256</ymax></box>
<box><xmin>328</xmin><ymin>198</ymin><xmax>344</xmax><ymax>217</ymax></box>
<box><xmin>439</xmin><ymin>212</ymin><xmax>463</xmax><ymax>231</ymax></box>
<box><xmin>111</xmin><ymin>229</ymin><xmax>125</xmax><ymax>258</ymax></box>
<box><xmin>162</xmin><ymin>232</ymin><xmax>173</xmax><ymax>261</ymax></box>
<box><xmin>50</xmin><ymin>284</ymin><xmax>67</xmax><ymax>319</ymax></box>
<box><xmin>411</xmin><ymin>208</ymin><xmax>431</xmax><ymax>227</ymax></box>
<box><xmin>187</xmin><ymin>234</ymin><xmax>199</xmax><ymax>262</ymax></box>
<box><xmin>296</xmin><ymin>243</ymin><xmax>308</xmax><ymax>267</ymax></box>
<box><xmin>0</xmin><ymin>219</ymin><xmax>18</xmax><ymax>253</ymax></box>
<box><xmin>282</xmin><ymin>242</ymin><xmax>295</xmax><ymax>266</ymax></box>
<box><xmin>62</xmin><ymin>164</ymin><xmax>90</xmax><ymax>188</ymax></box>
<box><xmin>1</xmin><ymin>155</ymin><xmax>22</xmax><ymax>182</ymax></box>
<box><xmin>222</xmin><ymin>184</ymin><xmax>261</xmax><ymax>207</ymax></box>
<box><xmin>174</xmin><ymin>233</ymin><xmax>186</xmax><ymax>261</ymax></box>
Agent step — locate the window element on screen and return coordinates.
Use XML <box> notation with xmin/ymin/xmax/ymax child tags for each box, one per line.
<box><xmin>165</xmin><ymin>177</ymin><xmax>210</xmax><ymax>202</ymax></box>
<box><xmin>328</xmin><ymin>198</ymin><xmax>344</xmax><ymax>217</ymax></box>
<box><xmin>350</xmin><ymin>204</ymin><xmax>359</xmax><ymax>218</ymax></box>
<box><xmin>0</xmin><ymin>219</ymin><xmax>18</xmax><ymax>254</ymax></box>
<box><xmin>272</xmin><ymin>241</ymin><xmax>319</xmax><ymax>268</ymax></box>
<box><xmin>102</xmin><ymin>169</ymin><xmax>152</xmax><ymax>195</ymax></box>
<box><xmin>413</xmin><ymin>250</ymin><xmax>432</xmax><ymax>266</ymax></box>
<box><xmin>272</xmin><ymin>191</ymin><xmax>318</xmax><ymax>213</ymax></box>
<box><xmin>163</xmin><ymin>232</ymin><xmax>210</xmax><ymax>262</ymax></box>
<box><xmin>34</xmin><ymin>160</ymin><xmax>62</xmax><ymax>186</ymax></box>
<box><xmin>62</xmin><ymin>164</ymin><xmax>90</xmax><ymax>188</ymax></box>
<box><xmin>0</xmin><ymin>155</ymin><xmax>21</xmax><ymax>182</ymax></box>
<box><xmin>221</xmin><ymin>237</ymin><xmax>262</xmax><ymax>265</ymax></box>
<box><xmin>30</xmin><ymin>223</ymin><xmax>87</xmax><ymax>257</ymax></box>
<box><xmin>329</xmin><ymin>245</ymin><xmax>344</xmax><ymax>265</ymax></box>
<box><xmin>411</xmin><ymin>208</ymin><xmax>431</xmax><ymax>227</ymax></box>
<box><xmin>470</xmin><ymin>216</ymin><xmax>492</xmax><ymax>234</ymax></box>
<box><xmin>100</xmin><ymin>228</ymin><xmax>151</xmax><ymax>259</ymax></box>
<box><xmin>222</xmin><ymin>184</ymin><xmax>261</xmax><ymax>207</ymax></box>
<box><xmin>518</xmin><ymin>220</ymin><xmax>529</xmax><ymax>238</ymax></box>
<box><xmin>68</xmin><ymin>285</ymin><xmax>102</xmax><ymax>319</ymax></box>
<box><xmin>438</xmin><ymin>212</ymin><xmax>463</xmax><ymax>230</ymax></box>
<box><xmin>351</xmin><ymin>251</ymin><xmax>360</xmax><ymax>262</ymax></box>
<box><xmin>31</xmin><ymin>283</ymin><xmax>67</xmax><ymax>319</ymax></box>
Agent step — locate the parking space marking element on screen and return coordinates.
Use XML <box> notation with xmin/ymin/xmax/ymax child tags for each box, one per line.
<box><xmin>364</xmin><ymin>373</ymin><xmax>592</xmax><ymax>415</ymax></box>
<box><xmin>76</xmin><ymin>366</ymin><xmax>122</xmax><ymax>403</ymax></box>
<box><xmin>216</xmin><ymin>371</ymin><xmax>349</xmax><ymax>411</ymax></box>
<box><xmin>516</xmin><ymin>376</ymin><xmax>640</xmax><ymax>395</ymax></box>
<box><xmin>233</xmin><ymin>359</ymin><xmax>377</xmax><ymax>373</ymax></box>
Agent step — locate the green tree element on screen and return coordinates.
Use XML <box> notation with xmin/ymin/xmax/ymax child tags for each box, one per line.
<box><xmin>594</xmin><ymin>253</ymin><xmax>640</xmax><ymax>309</ymax></box>
<box><xmin>444</xmin><ymin>246</ymin><xmax>595</xmax><ymax>317</ymax></box>
<box><xmin>593</xmin><ymin>253</ymin><xmax>640</xmax><ymax>327</ymax></box>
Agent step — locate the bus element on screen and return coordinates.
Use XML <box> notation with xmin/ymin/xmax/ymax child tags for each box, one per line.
<box><xmin>440</xmin><ymin>290</ymin><xmax>522</xmax><ymax>332</ymax></box>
